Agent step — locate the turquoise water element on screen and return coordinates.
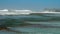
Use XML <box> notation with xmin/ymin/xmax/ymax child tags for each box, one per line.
<box><xmin>27</xmin><ymin>22</ymin><xmax>60</xmax><ymax>26</ymax></box>
<box><xmin>0</xmin><ymin>15</ymin><xmax>60</xmax><ymax>34</ymax></box>
<box><xmin>9</xmin><ymin>27</ymin><xmax>60</xmax><ymax>34</ymax></box>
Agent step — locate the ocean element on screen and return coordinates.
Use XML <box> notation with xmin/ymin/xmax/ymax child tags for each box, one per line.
<box><xmin>0</xmin><ymin>15</ymin><xmax>60</xmax><ymax>34</ymax></box>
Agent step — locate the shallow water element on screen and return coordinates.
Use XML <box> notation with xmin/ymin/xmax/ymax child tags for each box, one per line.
<box><xmin>8</xmin><ymin>26</ymin><xmax>60</xmax><ymax>34</ymax></box>
<box><xmin>26</xmin><ymin>21</ymin><xmax>60</xmax><ymax>26</ymax></box>
<box><xmin>0</xmin><ymin>30</ymin><xmax>20</xmax><ymax>34</ymax></box>
<box><xmin>0</xmin><ymin>15</ymin><xmax>60</xmax><ymax>34</ymax></box>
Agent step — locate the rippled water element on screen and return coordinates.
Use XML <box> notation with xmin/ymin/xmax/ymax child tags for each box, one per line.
<box><xmin>0</xmin><ymin>15</ymin><xmax>60</xmax><ymax>34</ymax></box>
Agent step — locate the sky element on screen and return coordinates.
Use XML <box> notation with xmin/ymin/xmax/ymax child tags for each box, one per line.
<box><xmin>0</xmin><ymin>0</ymin><xmax>60</xmax><ymax>11</ymax></box>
